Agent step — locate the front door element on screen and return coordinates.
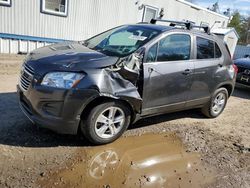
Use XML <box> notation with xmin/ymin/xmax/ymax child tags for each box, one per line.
<box><xmin>141</xmin><ymin>33</ymin><xmax>194</xmax><ymax>116</ymax></box>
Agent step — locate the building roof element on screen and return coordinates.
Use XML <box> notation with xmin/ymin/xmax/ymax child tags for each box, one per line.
<box><xmin>211</xmin><ymin>28</ymin><xmax>240</xmax><ymax>39</ymax></box>
<box><xmin>176</xmin><ymin>0</ymin><xmax>230</xmax><ymax>20</ymax></box>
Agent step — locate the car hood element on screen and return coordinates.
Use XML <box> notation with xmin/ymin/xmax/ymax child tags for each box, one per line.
<box><xmin>234</xmin><ymin>58</ymin><xmax>250</xmax><ymax>69</ymax></box>
<box><xmin>26</xmin><ymin>41</ymin><xmax>119</xmax><ymax>72</ymax></box>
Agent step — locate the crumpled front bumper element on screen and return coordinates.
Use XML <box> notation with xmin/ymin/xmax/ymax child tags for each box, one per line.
<box><xmin>17</xmin><ymin>85</ymin><xmax>99</xmax><ymax>135</ymax></box>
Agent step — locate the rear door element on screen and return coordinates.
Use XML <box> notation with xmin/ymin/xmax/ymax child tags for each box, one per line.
<box><xmin>141</xmin><ymin>33</ymin><xmax>195</xmax><ymax>116</ymax></box>
<box><xmin>186</xmin><ymin>36</ymin><xmax>223</xmax><ymax>106</ymax></box>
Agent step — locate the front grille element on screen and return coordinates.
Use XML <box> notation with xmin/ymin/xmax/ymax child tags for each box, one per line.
<box><xmin>19</xmin><ymin>63</ymin><xmax>34</xmax><ymax>91</ymax></box>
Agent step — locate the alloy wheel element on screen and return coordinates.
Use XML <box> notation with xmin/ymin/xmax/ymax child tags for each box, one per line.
<box><xmin>212</xmin><ymin>92</ymin><xmax>226</xmax><ymax>115</ymax></box>
<box><xmin>94</xmin><ymin>107</ymin><xmax>125</xmax><ymax>139</ymax></box>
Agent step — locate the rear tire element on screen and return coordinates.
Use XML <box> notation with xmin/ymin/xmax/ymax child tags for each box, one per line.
<box><xmin>202</xmin><ymin>88</ymin><xmax>228</xmax><ymax>118</ymax></box>
<box><xmin>81</xmin><ymin>101</ymin><xmax>131</xmax><ymax>145</ymax></box>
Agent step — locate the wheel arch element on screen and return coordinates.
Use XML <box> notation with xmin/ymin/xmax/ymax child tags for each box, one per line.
<box><xmin>78</xmin><ymin>96</ymin><xmax>138</xmax><ymax>132</ymax></box>
<box><xmin>217</xmin><ymin>83</ymin><xmax>234</xmax><ymax>97</ymax></box>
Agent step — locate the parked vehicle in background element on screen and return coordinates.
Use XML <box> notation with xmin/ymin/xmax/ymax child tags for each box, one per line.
<box><xmin>234</xmin><ymin>56</ymin><xmax>250</xmax><ymax>88</ymax></box>
<box><xmin>17</xmin><ymin>19</ymin><xmax>237</xmax><ymax>145</ymax></box>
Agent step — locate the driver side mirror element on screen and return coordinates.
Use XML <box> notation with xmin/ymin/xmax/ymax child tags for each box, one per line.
<box><xmin>134</xmin><ymin>47</ymin><xmax>145</xmax><ymax>61</ymax></box>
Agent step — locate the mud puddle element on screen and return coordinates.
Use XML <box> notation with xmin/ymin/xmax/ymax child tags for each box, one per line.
<box><xmin>39</xmin><ymin>133</ymin><xmax>214</xmax><ymax>188</ymax></box>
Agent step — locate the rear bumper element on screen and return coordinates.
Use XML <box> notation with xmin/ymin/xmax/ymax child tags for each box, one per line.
<box><xmin>17</xmin><ymin>85</ymin><xmax>99</xmax><ymax>135</ymax></box>
<box><xmin>235</xmin><ymin>82</ymin><xmax>250</xmax><ymax>89</ymax></box>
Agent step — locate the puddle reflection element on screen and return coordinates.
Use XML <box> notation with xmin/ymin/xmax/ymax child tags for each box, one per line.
<box><xmin>39</xmin><ymin>133</ymin><xmax>214</xmax><ymax>188</ymax></box>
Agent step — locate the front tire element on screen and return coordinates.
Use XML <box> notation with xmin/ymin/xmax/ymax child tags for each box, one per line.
<box><xmin>202</xmin><ymin>88</ymin><xmax>228</xmax><ymax>118</ymax></box>
<box><xmin>81</xmin><ymin>101</ymin><xmax>131</xmax><ymax>145</ymax></box>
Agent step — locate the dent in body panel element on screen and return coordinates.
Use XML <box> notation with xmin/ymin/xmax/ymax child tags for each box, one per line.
<box><xmin>93</xmin><ymin>51</ymin><xmax>144</xmax><ymax>113</ymax></box>
<box><xmin>26</xmin><ymin>42</ymin><xmax>144</xmax><ymax>113</ymax></box>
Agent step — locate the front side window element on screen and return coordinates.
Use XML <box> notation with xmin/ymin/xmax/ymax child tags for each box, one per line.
<box><xmin>84</xmin><ymin>26</ymin><xmax>160</xmax><ymax>57</ymax></box>
<box><xmin>41</xmin><ymin>0</ymin><xmax>68</xmax><ymax>17</ymax></box>
<box><xmin>157</xmin><ymin>34</ymin><xmax>191</xmax><ymax>62</ymax></box>
<box><xmin>197</xmin><ymin>37</ymin><xmax>214</xmax><ymax>59</ymax></box>
<box><xmin>146</xmin><ymin>43</ymin><xmax>158</xmax><ymax>62</ymax></box>
<box><xmin>0</xmin><ymin>0</ymin><xmax>11</xmax><ymax>6</ymax></box>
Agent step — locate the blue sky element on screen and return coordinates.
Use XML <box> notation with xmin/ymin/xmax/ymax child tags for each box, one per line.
<box><xmin>193</xmin><ymin>0</ymin><xmax>250</xmax><ymax>16</ymax></box>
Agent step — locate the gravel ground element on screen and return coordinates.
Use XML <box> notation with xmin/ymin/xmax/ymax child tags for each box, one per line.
<box><xmin>0</xmin><ymin>58</ymin><xmax>249</xmax><ymax>188</ymax></box>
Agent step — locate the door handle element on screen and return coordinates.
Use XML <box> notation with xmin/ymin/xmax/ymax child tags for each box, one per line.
<box><xmin>218</xmin><ymin>63</ymin><xmax>223</xmax><ymax>67</ymax></box>
<box><xmin>148</xmin><ymin>67</ymin><xmax>162</xmax><ymax>75</ymax></box>
<box><xmin>148</xmin><ymin>67</ymin><xmax>155</xmax><ymax>73</ymax></box>
<box><xmin>182</xmin><ymin>69</ymin><xmax>192</xmax><ymax>75</ymax></box>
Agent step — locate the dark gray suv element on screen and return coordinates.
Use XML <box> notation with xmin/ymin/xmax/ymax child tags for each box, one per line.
<box><xmin>18</xmin><ymin>20</ymin><xmax>237</xmax><ymax>144</ymax></box>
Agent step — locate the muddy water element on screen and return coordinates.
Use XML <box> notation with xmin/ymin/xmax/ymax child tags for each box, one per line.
<box><xmin>39</xmin><ymin>133</ymin><xmax>214</xmax><ymax>188</ymax></box>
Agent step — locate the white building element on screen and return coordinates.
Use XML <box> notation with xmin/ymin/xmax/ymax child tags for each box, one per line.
<box><xmin>0</xmin><ymin>0</ymin><xmax>231</xmax><ymax>54</ymax></box>
<box><xmin>211</xmin><ymin>28</ymin><xmax>240</xmax><ymax>57</ymax></box>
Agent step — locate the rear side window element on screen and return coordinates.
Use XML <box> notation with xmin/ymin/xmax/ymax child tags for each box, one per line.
<box><xmin>224</xmin><ymin>43</ymin><xmax>231</xmax><ymax>58</ymax></box>
<box><xmin>157</xmin><ymin>34</ymin><xmax>191</xmax><ymax>62</ymax></box>
<box><xmin>215</xmin><ymin>43</ymin><xmax>222</xmax><ymax>58</ymax></box>
<box><xmin>197</xmin><ymin>37</ymin><xmax>214</xmax><ymax>59</ymax></box>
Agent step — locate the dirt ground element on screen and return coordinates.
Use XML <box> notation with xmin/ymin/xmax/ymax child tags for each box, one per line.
<box><xmin>0</xmin><ymin>56</ymin><xmax>249</xmax><ymax>188</ymax></box>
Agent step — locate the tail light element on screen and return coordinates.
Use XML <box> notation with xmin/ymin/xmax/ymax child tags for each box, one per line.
<box><xmin>229</xmin><ymin>64</ymin><xmax>238</xmax><ymax>79</ymax></box>
<box><xmin>233</xmin><ymin>64</ymin><xmax>238</xmax><ymax>73</ymax></box>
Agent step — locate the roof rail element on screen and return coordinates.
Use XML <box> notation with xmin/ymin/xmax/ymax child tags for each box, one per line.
<box><xmin>136</xmin><ymin>22</ymin><xmax>150</xmax><ymax>24</ymax></box>
<box><xmin>150</xmin><ymin>18</ymin><xmax>211</xmax><ymax>34</ymax></box>
<box><xmin>192</xmin><ymin>25</ymin><xmax>211</xmax><ymax>34</ymax></box>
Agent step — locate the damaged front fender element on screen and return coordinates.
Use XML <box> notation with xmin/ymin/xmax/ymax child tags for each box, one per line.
<box><xmin>98</xmin><ymin>70</ymin><xmax>142</xmax><ymax>113</ymax></box>
<box><xmin>81</xmin><ymin>49</ymin><xmax>144</xmax><ymax>114</ymax></box>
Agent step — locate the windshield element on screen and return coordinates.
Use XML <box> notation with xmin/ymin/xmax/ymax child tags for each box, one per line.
<box><xmin>84</xmin><ymin>25</ymin><xmax>160</xmax><ymax>57</ymax></box>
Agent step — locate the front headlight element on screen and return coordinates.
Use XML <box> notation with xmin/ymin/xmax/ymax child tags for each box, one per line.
<box><xmin>41</xmin><ymin>72</ymin><xmax>85</xmax><ymax>89</ymax></box>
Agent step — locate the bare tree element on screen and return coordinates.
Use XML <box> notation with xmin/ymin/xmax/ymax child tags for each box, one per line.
<box><xmin>223</xmin><ymin>8</ymin><xmax>231</xmax><ymax>17</ymax></box>
<box><xmin>207</xmin><ymin>2</ymin><xmax>220</xmax><ymax>13</ymax></box>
